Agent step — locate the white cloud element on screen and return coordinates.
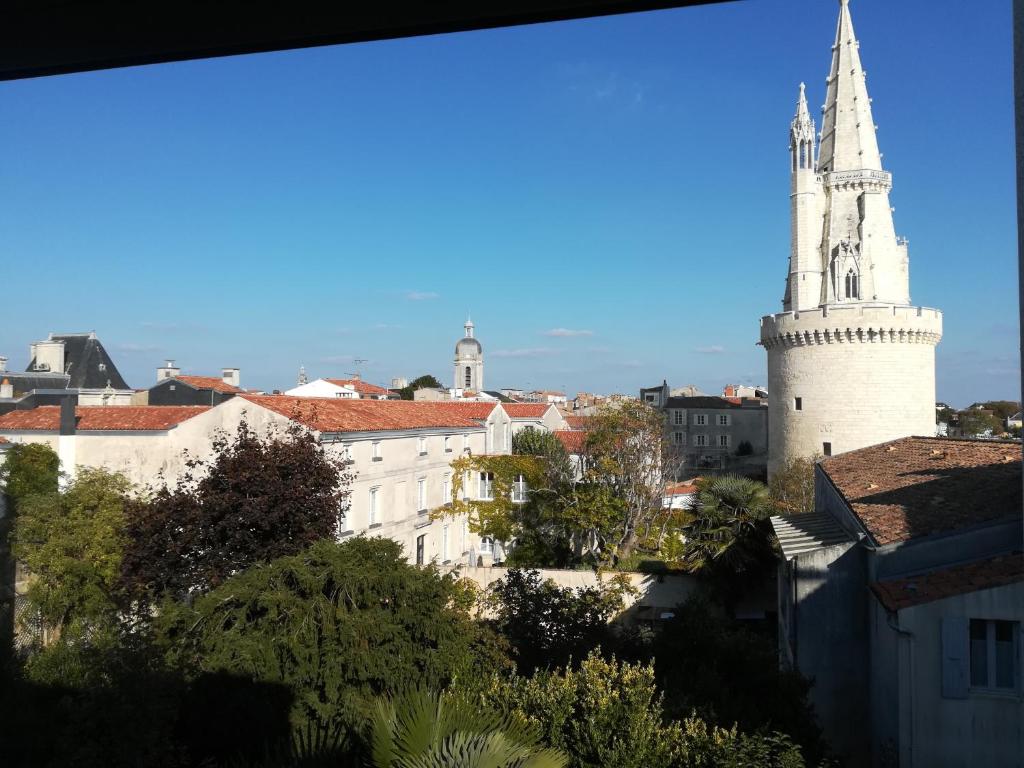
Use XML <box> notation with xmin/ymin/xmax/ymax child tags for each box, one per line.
<box><xmin>405</xmin><ymin>291</ymin><xmax>439</xmax><ymax>301</ymax></box>
<box><xmin>694</xmin><ymin>345</ymin><xmax>726</xmax><ymax>354</ymax></box>
<box><xmin>116</xmin><ymin>342</ymin><xmax>160</xmax><ymax>354</ymax></box>
<box><xmin>542</xmin><ymin>328</ymin><xmax>594</xmax><ymax>338</ymax></box>
<box><xmin>491</xmin><ymin>347</ymin><xmax>557</xmax><ymax>359</ymax></box>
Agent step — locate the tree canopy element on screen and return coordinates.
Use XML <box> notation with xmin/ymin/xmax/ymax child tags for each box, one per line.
<box><xmin>121</xmin><ymin>419</ymin><xmax>353</xmax><ymax>601</ymax></box>
<box><xmin>398</xmin><ymin>375</ymin><xmax>444</xmax><ymax>400</ymax></box>
<box><xmin>1</xmin><ymin>442</ymin><xmax>59</xmax><ymax>510</ymax></box>
<box><xmin>768</xmin><ymin>456</ymin><xmax>817</xmax><ymax>515</ymax></box>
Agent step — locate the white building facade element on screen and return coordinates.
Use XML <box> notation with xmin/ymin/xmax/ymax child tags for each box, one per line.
<box><xmin>759</xmin><ymin>0</ymin><xmax>942</xmax><ymax>474</ymax></box>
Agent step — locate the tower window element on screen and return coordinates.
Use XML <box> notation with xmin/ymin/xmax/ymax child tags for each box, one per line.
<box><xmin>845</xmin><ymin>269</ymin><xmax>859</xmax><ymax>299</ymax></box>
<box><xmin>465</xmin><ymin>366</ymin><xmax>472</xmax><ymax>387</ymax></box>
<box><xmin>823</xmin><ymin>442</ymin><xmax>832</xmax><ymax>457</ymax></box>
<box><xmin>794</xmin><ymin>397</ymin><xmax>803</xmax><ymax>411</ymax></box>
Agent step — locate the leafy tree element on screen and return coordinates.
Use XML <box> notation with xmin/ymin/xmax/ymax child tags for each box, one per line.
<box><xmin>483</xmin><ymin>568</ymin><xmax>632</xmax><ymax>674</ymax></box>
<box><xmin>11</xmin><ymin>468</ymin><xmax>132</xmax><ymax>651</ymax></box>
<box><xmin>512</xmin><ymin>428</ymin><xmax>573</xmax><ymax>480</ymax></box>
<box><xmin>579</xmin><ymin>400</ymin><xmax>681</xmax><ymax>563</ymax></box>
<box><xmin>1</xmin><ymin>442</ymin><xmax>60</xmax><ymax>510</ymax></box>
<box><xmin>370</xmin><ymin>688</ymin><xmax>566</xmax><ymax>768</ymax></box>
<box><xmin>398</xmin><ymin>374</ymin><xmax>444</xmax><ymax>400</ymax></box>
<box><xmin>156</xmin><ymin>537</ymin><xmax>511</xmax><ymax>736</ymax></box>
<box><xmin>957</xmin><ymin>409</ymin><xmax>1002</xmax><ymax>437</ymax></box>
<box><xmin>678</xmin><ymin>475</ymin><xmax>778</xmax><ymax>604</ymax></box>
<box><xmin>121</xmin><ymin>419</ymin><xmax>353</xmax><ymax>601</ymax></box>
<box><xmin>935</xmin><ymin>406</ymin><xmax>956</xmax><ymax>425</ymax></box>
<box><xmin>975</xmin><ymin>400</ymin><xmax>1019</xmax><ymax>422</ymax></box>
<box><xmin>768</xmin><ymin>456</ymin><xmax>818</xmax><ymax>515</ymax></box>
<box><xmin>626</xmin><ymin>594</ymin><xmax>825</xmax><ymax>763</ymax></box>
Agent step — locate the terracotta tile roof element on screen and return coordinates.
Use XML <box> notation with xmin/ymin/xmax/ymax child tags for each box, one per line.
<box><xmin>241</xmin><ymin>396</ymin><xmax>490</xmax><ymax>432</ymax></box>
<box><xmin>325</xmin><ymin>378</ymin><xmax>394</xmax><ymax>397</ymax></box>
<box><xmin>821</xmin><ymin>437</ymin><xmax>1022</xmax><ymax>546</ymax></box>
<box><xmin>871</xmin><ymin>553</ymin><xmax>1024</xmax><ymax>611</ymax></box>
<box><xmin>0</xmin><ymin>405</ymin><xmax>210</xmax><ymax>432</ymax></box>
<box><xmin>175</xmin><ymin>375</ymin><xmax>243</xmax><ymax>393</ymax></box>
<box><xmin>565</xmin><ymin>415</ymin><xmax>591</xmax><ymax>430</ymax></box>
<box><xmin>665</xmin><ymin>481</ymin><xmax>699</xmax><ymax>496</ymax></box>
<box><xmin>503</xmin><ymin>404</ymin><xmax>550</xmax><ymax>418</ymax></box>
<box><xmin>554</xmin><ymin>430</ymin><xmax>586</xmax><ymax>453</ymax></box>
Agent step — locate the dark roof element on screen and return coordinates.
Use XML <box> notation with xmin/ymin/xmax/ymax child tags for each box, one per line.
<box><xmin>482</xmin><ymin>390</ymin><xmax>515</xmax><ymax>403</ymax></box>
<box><xmin>27</xmin><ymin>333</ymin><xmax>129</xmax><ymax>390</ymax></box>
<box><xmin>771</xmin><ymin>511</ymin><xmax>855</xmax><ymax>559</ymax></box>
<box><xmin>821</xmin><ymin>437</ymin><xmax>1022</xmax><ymax>546</ymax></box>
<box><xmin>871</xmin><ymin>553</ymin><xmax>1024</xmax><ymax>611</ymax></box>
<box><xmin>1</xmin><ymin>371</ymin><xmax>71</xmax><ymax>397</ymax></box>
<box><xmin>664</xmin><ymin>396</ymin><xmax>746</xmax><ymax>410</ymax></box>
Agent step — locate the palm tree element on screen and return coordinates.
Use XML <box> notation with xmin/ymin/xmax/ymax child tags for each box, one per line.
<box><xmin>369</xmin><ymin>689</ymin><xmax>567</xmax><ymax>768</ymax></box>
<box><xmin>680</xmin><ymin>475</ymin><xmax>778</xmax><ymax>601</ymax></box>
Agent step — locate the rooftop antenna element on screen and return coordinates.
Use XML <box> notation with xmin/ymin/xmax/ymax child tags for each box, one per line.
<box><xmin>347</xmin><ymin>358</ymin><xmax>368</xmax><ymax>380</ymax></box>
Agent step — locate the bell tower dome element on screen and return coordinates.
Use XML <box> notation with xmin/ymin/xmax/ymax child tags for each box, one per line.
<box><xmin>453</xmin><ymin>316</ymin><xmax>484</xmax><ymax>391</ymax></box>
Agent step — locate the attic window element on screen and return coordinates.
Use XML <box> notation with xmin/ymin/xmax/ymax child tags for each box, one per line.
<box><xmin>169</xmin><ymin>384</ymin><xmax>176</xmax><ymax>391</ymax></box>
<box><xmin>823</xmin><ymin>442</ymin><xmax>832</xmax><ymax>457</ymax></box>
<box><xmin>98</xmin><ymin>363</ymin><xmax>106</xmax><ymax>372</ymax></box>
<box><xmin>794</xmin><ymin>397</ymin><xmax>803</xmax><ymax>411</ymax></box>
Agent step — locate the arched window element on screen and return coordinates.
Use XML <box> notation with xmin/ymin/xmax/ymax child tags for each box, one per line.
<box><xmin>845</xmin><ymin>269</ymin><xmax>859</xmax><ymax>299</ymax></box>
<box><xmin>464</xmin><ymin>366</ymin><xmax>472</xmax><ymax>387</ymax></box>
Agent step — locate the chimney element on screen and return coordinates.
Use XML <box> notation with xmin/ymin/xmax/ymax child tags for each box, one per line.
<box><xmin>30</xmin><ymin>337</ymin><xmax>65</xmax><ymax>373</ymax></box>
<box><xmin>0</xmin><ymin>378</ymin><xmax>12</xmax><ymax>399</ymax></box>
<box><xmin>222</xmin><ymin>368</ymin><xmax>240</xmax><ymax>388</ymax></box>
<box><xmin>0</xmin><ymin>356</ymin><xmax>6</xmax><ymax>372</ymax></box>
<box><xmin>59</xmin><ymin>394</ymin><xmax>77</xmax><ymax>436</ymax></box>
<box><xmin>156</xmin><ymin>359</ymin><xmax>180</xmax><ymax>382</ymax></box>
<box><xmin>58</xmin><ymin>394</ymin><xmax>78</xmax><ymax>490</ymax></box>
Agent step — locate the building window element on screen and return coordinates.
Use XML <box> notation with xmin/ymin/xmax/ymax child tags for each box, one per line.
<box><xmin>794</xmin><ymin>397</ymin><xmax>803</xmax><ymax>411</ymax></box>
<box><xmin>822</xmin><ymin>442</ymin><xmax>832</xmax><ymax>456</ymax></box>
<box><xmin>503</xmin><ymin>422</ymin><xmax>510</xmax><ymax>450</ymax></box>
<box><xmin>673</xmin><ymin>431</ymin><xmax>685</xmax><ymax>445</ymax></box>
<box><xmin>341</xmin><ymin>443</ymin><xmax>352</xmax><ymax>461</ymax></box>
<box><xmin>480</xmin><ymin>536</ymin><xmax>493</xmax><ymax>555</ymax></box>
<box><xmin>369</xmin><ymin>486</ymin><xmax>380</xmax><ymax>526</ymax></box>
<box><xmin>512</xmin><ymin>474</ymin><xmax>527</xmax><ymax>503</ymax></box>
<box><xmin>417</xmin><ymin>477</ymin><xmax>427</xmax><ymax>512</ymax></box>
<box><xmin>971</xmin><ymin>619</ymin><xmax>1019</xmax><ymax>691</ymax></box>
<box><xmin>695</xmin><ymin>414</ymin><xmax>707</xmax><ymax>426</ymax></box>
<box><xmin>694</xmin><ymin>434</ymin><xmax>708</xmax><ymax>447</ymax></box>
<box><xmin>462</xmin><ymin>519</ymin><xmax>468</xmax><ymax>554</ymax></box>
<box><xmin>645</xmin><ymin>394</ymin><xmax>655</xmax><ymax>402</ymax></box>
<box><xmin>718</xmin><ymin>414</ymin><xmax>729</xmax><ymax>426</ymax></box>
<box><xmin>444</xmin><ymin>435</ymin><xmax>452</xmax><ymax>453</ymax></box>
<box><xmin>465</xmin><ymin>366</ymin><xmax>472</xmax><ymax>387</ymax></box>
<box><xmin>417</xmin><ymin>436</ymin><xmax>427</xmax><ymax>456</ymax></box>
<box><xmin>372</xmin><ymin>441</ymin><xmax>382</xmax><ymax>461</ymax></box>
<box><xmin>169</xmin><ymin>384</ymin><xmax>176</xmax><ymax>391</ymax></box>
<box><xmin>442</xmin><ymin>524</ymin><xmax>450</xmax><ymax>562</ymax></box>
<box><xmin>719</xmin><ymin>435</ymin><xmax>730</xmax><ymax>448</ymax></box>
<box><xmin>416</xmin><ymin>534</ymin><xmax>426</xmax><ymax>566</ymax></box>
<box><xmin>442</xmin><ymin>474</ymin><xmax>450</xmax><ymax>505</ymax></box>
<box><xmin>845</xmin><ymin>269</ymin><xmax>859</xmax><ymax>299</ymax></box>
<box><xmin>479</xmin><ymin>472</ymin><xmax>494</xmax><ymax>500</ymax></box>
<box><xmin>673</xmin><ymin>411</ymin><xmax>683</xmax><ymax>425</ymax></box>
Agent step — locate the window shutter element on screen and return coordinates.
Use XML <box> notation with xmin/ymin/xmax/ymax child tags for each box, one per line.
<box><xmin>941</xmin><ymin>616</ymin><xmax>969</xmax><ymax>699</ymax></box>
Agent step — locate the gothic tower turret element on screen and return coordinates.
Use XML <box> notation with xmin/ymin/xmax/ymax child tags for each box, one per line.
<box><xmin>760</xmin><ymin>0</ymin><xmax>942</xmax><ymax>474</ymax></box>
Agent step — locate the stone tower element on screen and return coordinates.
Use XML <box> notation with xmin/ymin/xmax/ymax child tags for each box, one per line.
<box><xmin>454</xmin><ymin>317</ymin><xmax>484</xmax><ymax>391</ymax></box>
<box><xmin>760</xmin><ymin>0</ymin><xmax>942</xmax><ymax>474</ymax></box>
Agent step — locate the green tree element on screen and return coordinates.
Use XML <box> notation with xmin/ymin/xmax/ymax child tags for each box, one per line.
<box><xmin>975</xmin><ymin>400</ymin><xmax>1019</xmax><ymax>422</ymax></box>
<box><xmin>768</xmin><ymin>456</ymin><xmax>818</xmax><ymax>515</ymax></box>
<box><xmin>398</xmin><ymin>374</ymin><xmax>444</xmax><ymax>400</ymax></box>
<box><xmin>957</xmin><ymin>409</ymin><xmax>1002</xmax><ymax>437</ymax></box>
<box><xmin>1</xmin><ymin>442</ymin><xmax>60</xmax><ymax>509</ymax></box>
<box><xmin>483</xmin><ymin>568</ymin><xmax>632</xmax><ymax>674</ymax></box>
<box><xmin>370</xmin><ymin>688</ymin><xmax>566</xmax><ymax>768</ymax></box>
<box><xmin>679</xmin><ymin>475</ymin><xmax>778</xmax><ymax>603</ymax></box>
<box><xmin>122</xmin><ymin>419</ymin><xmax>353</xmax><ymax>601</ymax></box>
<box><xmin>156</xmin><ymin>537</ymin><xmax>511</xmax><ymax>736</ymax></box>
<box><xmin>11</xmin><ymin>468</ymin><xmax>132</xmax><ymax>654</ymax></box>
<box><xmin>512</xmin><ymin>428</ymin><xmax>572</xmax><ymax>479</ymax></box>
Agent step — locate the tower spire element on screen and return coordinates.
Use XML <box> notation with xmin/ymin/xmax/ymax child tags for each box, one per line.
<box><xmin>817</xmin><ymin>0</ymin><xmax>882</xmax><ymax>173</ymax></box>
<box><xmin>790</xmin><ymin>82</ymin><xmax>816</xmax><ymax>172</ymax></box>
<box><xmin>464</xmin><ymin>315</ymin><xmax>474</xmax><ymax>338</ymax></box>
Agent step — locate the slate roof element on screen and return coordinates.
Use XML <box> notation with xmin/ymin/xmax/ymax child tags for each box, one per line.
<box><xmin>27</xmin><ymin>333</ymin><xmax>130</xmax><ymax>390</ymax></box>
<box><xmin>0</xmin><ymin>405</ymin><xmax>209</xmax><ymax>431</ymax></box>
<box><xmin>503</xmin><ymin>403</ymin><xmax>550</xmax><ymax>419</ymax></box>
<box><xmin>174</xmin><ymin>375</ymin><xmax>243</xmax><ymax>393</ymax></box>
<box><xmin>242</xmin><ymin>396</ymin><xmax>492</xmax><ymax>433</ymax></box>
<box><xmin>0</xmin><ymin>371</ymin><xmax>70</xmax><ymax>396</ymax></box>
<box><xmin>871</xmin><ymin>553</ymin><xmax>1024</xmax><ymax>611</ymax></box>
<box><xmin>820</xmin><ymin>437</ymin><xmax>1022</xmax><ymax>546</ymax></box>
<box><xmin>324</xmin><ymin>378</ymin><xmax>395</xmax><ymax>397</ymax></box>
<box><xmin>664</xmin><ymin>396</ymin><xmax>747</xmax><ymax>410</ymax></box>
<box><xmin>771</xmin><ymin>511</ymin><xmax>855</xmax><ymax>559</ymax></box>
<box><xmin>482</xmin><ymin>390</ymin><xmax>515</xmax><ymax>403</ymax></box>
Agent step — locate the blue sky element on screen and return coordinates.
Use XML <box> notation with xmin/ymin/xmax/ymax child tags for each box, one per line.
<box><xmin>0</xmin><ymin>0</ymin><xmax>1017</xmax><ymax>407</ymax></box>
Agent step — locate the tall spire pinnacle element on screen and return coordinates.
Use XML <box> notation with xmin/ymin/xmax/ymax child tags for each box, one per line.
<box><xmin>464</xmin><ymin>316</ymin><xmax>474</xmax><ymax>338</ymax></box>
<box><xmin>790</xmin><ymin>82</ymin><xmax>816</xmax><ymax>171</ymax></box>
<box><xmin>817</xmin><ymin>0</ymin><xmax>882</xmax><ymax>173</ymax></box>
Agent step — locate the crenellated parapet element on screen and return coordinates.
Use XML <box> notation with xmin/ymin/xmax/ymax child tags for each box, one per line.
<box><xmin>760</xmin><ymin>304</ymin><xmax>942</xmax><ymax>350</ymax></box>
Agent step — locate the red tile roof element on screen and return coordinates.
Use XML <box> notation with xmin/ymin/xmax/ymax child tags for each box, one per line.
<box><xmin>175</xmin><ymin>375</ymin><xmax>243</xmax><ymax>393</ymax></box>
<box><xmin>565</xmin><ymin>415</ymin><xmax>591</xmax><ymax>430</ymax></box>
<box><xmin>503</xmin><ymin>403</ymin><xmax>550</xmax><ymax>419</ymax></box>
<box><xmin>242</xmin><ymin>396</ymin><xmax>491</xmax><ymax>432</ymax></box>
<box><xmin>325</xmin><ymin>378</ymin><xmax>394</xmax><ymax>397</ymax></box>
<box><xmin>871</xmin><ymin>553</ymin><xmax>1024</xmax><ymax>611</ymax></box>
<box><xmin>665</xmin><ymin>481</ymin><xmax>699</xmax><ymax>496</ymax></box>
<box><xmin>554</xmin><ymin>430</ymin><xmax>587</xmax><ymax>454</ymax></box>
<box><xmin>0</xmin><ymin>406</ymin><xmax>210</xmax><ymax>432</ymax></box>
<box><xmin>821</xmin><ymin>437</ymin><xmax>1022</xmax><ymax>546</ymax></box>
